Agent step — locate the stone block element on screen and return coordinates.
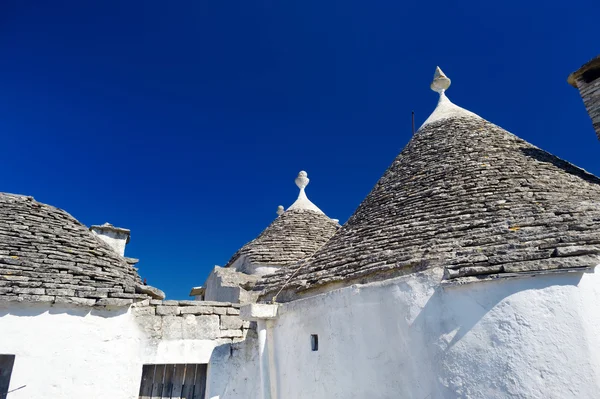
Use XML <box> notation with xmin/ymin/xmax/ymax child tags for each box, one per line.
<box><xmin>240</xmin><ymin>303</ymin><xmax>278</xmax><ymax>320</ymax></box>
<box><xmin>77</xmin><ymin>291</ymin><xmax>108</xmax><ymax>299</ymax></box>
<box><xmin>12</xmin><ymin>287</ymin><xmax>45</xmax><ymax>295</ymax></box>
<box><xmin>0</xmin><ymin>275</ymin><xmax>28</xmax><ymax>281</ymax></box>
<box><xmin>109</xmin><ymin>292</ymin><xmax>148</xmax><ymax>299</ymax></box>
<box><xmin>554</xmin><ymin>246</ymin><xmax>600</xmax><ymax>257</ymax></box>
<box><xmin>181</xmin><ymin>314</ymin><xmax>220</xmax><ymax>340</ymax></box>
<box><xmin>156</xmin><ymin>306</ymin><xmax>179</xmax><ymax>316</ymax></box>
<box><xmin>54</xmin><ymin>296</ymin><xmax>96</xmax><ymax>307</ymax></box>
<box><xmin>220</xmin><ymin>315</ymin><xmax>243</xmax><ymax>330</ymax></box>
<box><xmin>46</xmin><ymin>288</ymin><xmax>75</xmax><ymax>296</ymax></box>
<box><xmin>13</xmin><ymin>281</ymin><xmax>43</xmax><ymax>288</ymax></box>
<box><xmin>201</xmin><ymin>300</ymin><xmax>233</xmax><ymax>307</ymax></box>
<box><xmin>19</xmin><ymin>294</ymin><xmax>55</xmax><ymax>303</ymax></box>
<box><xmin>219</xmin><ymin>329</ymin><xmax>243</xmax><ymax>338</ymax></box>
<box><xmin>136</xmin><ymin>315</ymin><xmax>162</xmax><ymax>339</ymax></box>
<box><xmin>177</xmin><ymin>300</ymin><xmax>203</xmax><ymax>306</ymax></box>
<box><xmin>135</xmin><ymin>284</ymin><xmax>165</xmax><ymax>300</ymax></box>
<box><xmin>132</xmin><ymin>299</ymin><xmax>150</xmax><ymax>307</ymax></box>
<box><xmin>179</xmin><ymin>306</ymin><xmax>214</xmax><ymax>315</ymax></box>
<box><xmin>95</xmin><ymin>298</ymin><xmax>133</xmax><ymax>307</ymax></box>
<box><xmin>0</xmin><ymin>295</ymin><xmax>19</xmax><ymax>302</ymax></box>
<box><xmin>132</xmin><ymin>306</ymin><xmax>155</xmax><ymax>316</ymax></box>
<box><xmin>212</xmin><ymin>307</ymin><xmax>227</xmax><ymax>315</ymax></box>
<box><xmin>95</xmin><ymin>287</ymin><xmax>123</xmax><ymax>293</ymax></box>
<box><xmin>226</xmin><ymin>307</ymin><xmax>240</xmax><ymax>315</ymax></box>
<box><xmin>162</xmin><ymin>316</ymin><xmax>184</xmax><ymax>339</ymax></box>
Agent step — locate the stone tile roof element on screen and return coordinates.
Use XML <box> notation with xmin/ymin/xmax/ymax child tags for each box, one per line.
<box><xmin>225</xmin><ymin>209</ymin><xmax>340</xmax><ymax>271</ymax></box>
<box><xmin>0</xmin><ymin>193</ymin><xmax>148</xmax><ymax>306</ymax></box>
<box><xmin>257</xmin><ymin>112</ymin><xmax>600</xmax><ymax>302</ymax></box>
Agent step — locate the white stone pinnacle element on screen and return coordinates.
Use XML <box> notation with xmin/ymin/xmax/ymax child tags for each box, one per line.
<box><xmin>276</xmin><ymin>205</ymin><xmax>284</xmax><ymax>216</ymax></box>
<box><xmin>431</xmin><ymin>66</ymin><xmax>451</xmax><ymax>93</ymax></box>
<box><xmin>287</xmin><ymin>171</ymin><xmax>325</xmax><ymax>214</ymax></box>
<box><xmin>295</xmin><ymin>171</ymin><xmax>309</xmax><ymax>190</ymax></box>
<box><xmin>420</xmin><ymin>66</ymin><xmax>481</xmax><ymax>129</ymax></box>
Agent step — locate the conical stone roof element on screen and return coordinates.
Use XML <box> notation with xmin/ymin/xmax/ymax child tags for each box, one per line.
<box><xmin>225</xmin><ymin>209</ymin><xmax>340</xmax><ymax>272</ymax></box>
<box><xmin>258</xmin><ymin>68</ymin><xmax>600</xmax><ymax>302</ymax></box>
<box><xmin>0</xmin><ymin>193</ymin><xmax>146</xmax><ymax>306</ymax></box>
<box><xmin>225</xmin><ymin>171</ymin><xmax>339</xmax><ymax>273</ymax></box>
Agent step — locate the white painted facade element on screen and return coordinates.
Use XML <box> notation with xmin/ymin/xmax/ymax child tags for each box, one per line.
<box><xmin>0</xmin><ymin>303</ymin><xmax>259</xmax><ymax>399</ymax></box>
<box><xmin>4</xmin><ymin>266</ymin><xmax>600</xmax><ymax>399</ymax></box>
<box><xmin>261</xmin><ymin>266</ymin><xmax>600</xmax><ymax>399</ymax></box>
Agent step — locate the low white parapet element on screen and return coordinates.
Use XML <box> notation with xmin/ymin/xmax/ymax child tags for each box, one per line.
<box><xmin>240</xmin><ymin>303</ymin><xmax>279</xmax><ymax>321</ymax></box>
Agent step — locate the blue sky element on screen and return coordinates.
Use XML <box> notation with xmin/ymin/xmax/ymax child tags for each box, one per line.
<box><xmin>0</xmin><ymin>1</ymin><xmax>598</xmax><ymax>299</ymax></box>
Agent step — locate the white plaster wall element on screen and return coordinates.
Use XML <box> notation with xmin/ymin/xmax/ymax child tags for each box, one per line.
<box><xmin>206</xmin><ymin>333</ymin><xmax>261</xmax><ymax>399</ymax></box>
<box><xmin>0</xmin><ymin>304</ymin><xmax>144</xmax><ymax>399</ymax></box>
<box><xmin>204</xmin><ymin>268</ymin><xmax>242</xmax><ymax>303</ymax></box>
<box><xmin>270</xmin><ymin>267</ymin><xmax>600</xmax><ymax>399</ymax></box>
<box><xmin>91</xmin><ymin>229</ymin><xmax>128</xmax><ymax>256</ymax></box>
<box><xmin>0</xmin><ymin>304</ymin><xmax>259</xmax><ymax>399</ymax></box>
<box><xmin>231</xmin><ymin>255</ymin><xmax>279</xmax><ymax>277</ymax></box>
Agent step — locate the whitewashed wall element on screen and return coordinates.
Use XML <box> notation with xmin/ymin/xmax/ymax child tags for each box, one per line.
<box><xmin>269</xmin><ymin>267</ymin><xmax>600</xmax><ymax>398</ymax></box>
<box><xmin>0</xmin><ymin>303</ymin><xmax>259</xmax><ymax>399</ymax></box>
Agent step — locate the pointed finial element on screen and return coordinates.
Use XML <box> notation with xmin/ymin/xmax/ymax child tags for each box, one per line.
<box><xmin>287</xmin><ymin>170</ymin><xmax>325</xmax><ymax>214</ymax></box>
<box><xmin>420</xmin><ymin>66</ymin><xmax>480</xmax><ymax>128</ymax></box>
<box><xmin>295</xmin><ymin>171</ymin><xmax>309</xmax><ymax>190</ymax></box>
<box><xmin>431</xmin><ymin>66</ymin><xmax>451</xmax><ymax>93</ymax></box>
<box><xmin>276</xmin><ymin>205</ymin><xmax>284</xmax><ymax>216</ymax></box>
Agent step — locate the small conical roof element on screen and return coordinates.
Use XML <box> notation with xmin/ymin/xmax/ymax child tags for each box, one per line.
<box><xmin>225</xmin><ymin>171</ymin><xmax>339</xmax><ymax>272</ymax></box>
<box><xmin>258</xmin><ymin>67</ymin><xmax>600</xmax><ymax>301</ymax></box>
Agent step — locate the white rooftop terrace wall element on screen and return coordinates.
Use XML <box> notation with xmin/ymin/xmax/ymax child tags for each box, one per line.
<box><xmin>203</xmin><ymin>266</ymin><xmax>260</xmax><ymax>304</ymax></box>
<box><xmin>0</xmin><ymin>303</ymin><xmax>259</xmax><ymax>399</ymax></box>
<box><xmin>267</xmin><ymin>266</ymin><xmax>600</xmax><ymax>398</ymax></box>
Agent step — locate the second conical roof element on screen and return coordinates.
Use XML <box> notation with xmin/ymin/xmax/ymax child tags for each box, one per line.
<box><xmin>225</xmin><ymin>171</ymin><xmax>339</xmax><ymax>273</ymax></box>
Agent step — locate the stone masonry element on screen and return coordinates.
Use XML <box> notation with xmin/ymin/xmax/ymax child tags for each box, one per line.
<box><xmin>0</xmin><ymin>193</ymin><xmax>148</xmax><ymax>305</ymax></box>
<box><xmin>132</xmin><ymin>299</ymin><xmax>252</xmax><ymax>342</ymax></box>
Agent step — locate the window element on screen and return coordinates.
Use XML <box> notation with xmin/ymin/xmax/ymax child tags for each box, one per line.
<box><xmin>311</xmin><ymin>334</ymin><xmax>319</xmax><ymax>351</ymax></box>
<box><xmin>138</xmin><ymin>363</ymin><xmax>207</xmax><ymax>399</ymax></box>
<box><xmin>0</xmin><ymin>355</ymin><xmax>16</xmax><ymax>399</ymax></box>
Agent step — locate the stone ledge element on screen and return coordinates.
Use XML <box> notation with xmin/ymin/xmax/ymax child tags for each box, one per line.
<box><xmin>0</xmin><ymin>294</ymin><xmax>141</xmax><ymax>308</ymax></box>
<box><xmin>240</xmin><ymin>303</ymin><xmax>279</xmax><ymax>321</ymax></box>
<box><xmin>132</xmin><ymin>301</ymin><xmax>252</xmax><ymax>340</ymax></box>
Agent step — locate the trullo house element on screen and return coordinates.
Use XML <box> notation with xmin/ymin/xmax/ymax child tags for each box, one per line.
<box><xmin>1</xmin><ymin>62</ymin><xmax>600</xmax><ymax>399</ymax></box>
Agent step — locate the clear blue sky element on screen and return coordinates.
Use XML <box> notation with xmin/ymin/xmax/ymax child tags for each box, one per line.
<box><xmin>0</xmin><ymin>1</ymin><xmax>598</xmax><ymax>299</ymax></box>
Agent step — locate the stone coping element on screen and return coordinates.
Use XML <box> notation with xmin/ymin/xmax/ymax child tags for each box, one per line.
<box><xmin>132</xmin><ymin>299</ymin><xmax>251</xmax><ymax>342</ymax></box>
